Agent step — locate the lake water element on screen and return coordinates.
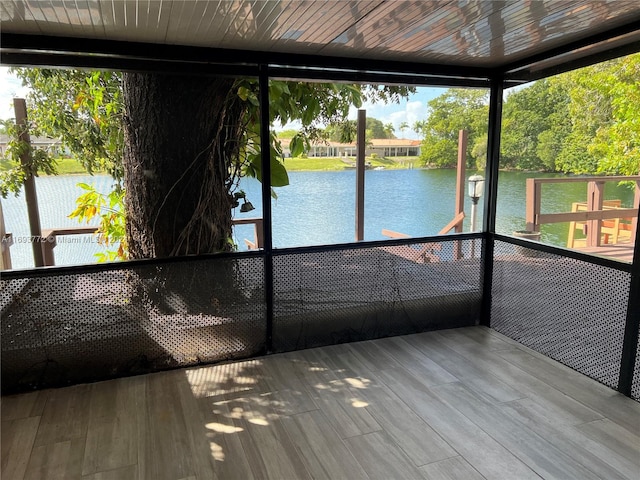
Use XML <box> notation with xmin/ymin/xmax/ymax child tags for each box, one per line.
<box><xmin>2</xmin><ymin>169</ymin><xmax>635</xmax><ymax>270</ymax></box>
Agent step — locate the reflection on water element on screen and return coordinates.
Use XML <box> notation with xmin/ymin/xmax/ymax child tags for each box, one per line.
<box><xmin>2</xmin><ymin>170</ymin><xmax>635</xmax><ymax>269</ymax></box>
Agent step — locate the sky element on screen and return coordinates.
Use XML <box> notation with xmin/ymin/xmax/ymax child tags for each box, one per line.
<box><xmin>0</xmin><ymin>66</ymin><xmax>452</xmax><ymax>139</ymax></box>
<box><xmin>0</xmin><ymin>67</ymin><xmax>30</xmax><ymax>121</ymax></box>
<box><xmin>347</xmin><ymin>86</ymin><xmax>445</xmax><ymax>140</ymax></box>
<box><xmin>276</xmin><ymin>86</ymin><xmax>447</xmax><ymax>140</ymax></box>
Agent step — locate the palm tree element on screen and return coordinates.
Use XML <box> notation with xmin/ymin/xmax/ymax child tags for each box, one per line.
<box><xmin>413</xmin><ymin>120</ymin><xmax>427</xmax><ymax>137</ymax></box>
<box><xmin>383</xmin><ymin>122</ymin><xmax>395</xmax><ymax>138</ymax></box>
<box><xmin>399</xmin><ymin>121</ymin><xmax>409</xmax><ymax>136</ymax></box>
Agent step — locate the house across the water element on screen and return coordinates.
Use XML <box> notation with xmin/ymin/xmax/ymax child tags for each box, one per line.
<box><xmin>0</xmin><ymin>134</ymin><xmax>63</xmax><ymax>157</ymax></box>
<box><xmin>279</xmin><ymin>137</ymin><xmax>421</xmax><ymax>157</ymax></box>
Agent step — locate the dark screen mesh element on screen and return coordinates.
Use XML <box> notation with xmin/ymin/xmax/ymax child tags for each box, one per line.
<box><xmin>633</xmin><ymin>330</ymin><xmax>640</xmax><ymax>401</ymax></box>
<box><xmin>5</xmin><ymin>237</ymin><xmax>635</xmax><ymax>399</ymax></box>
<box><xmin>491</xmin><ymin>240</ymin><xmax>630</xmax><ymax>390</ymax></box>
<box><xmin>1</xmin><ymin>255</ymin><xmax>265</xmax><ymax>393</ymax></box>
<box><xmin>272</xmin><ymin>239</ymin><xmax>482</xmax><ymax>351</ymax></box>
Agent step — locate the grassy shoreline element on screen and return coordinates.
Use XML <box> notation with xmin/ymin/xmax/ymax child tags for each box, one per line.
<box><xmin>2</xmin><ymin>156</ymin><xmax>423</xmax><ymax>175</ymax></box>
<box><xmin>0</xmin><ymin>157</ymin><xmax>102</xmax><ymax>176</ymax></box>
<box><xmin>283</xmin><ymin>156</ymin><xmax>421</xmax><ymax>171</ymax></box>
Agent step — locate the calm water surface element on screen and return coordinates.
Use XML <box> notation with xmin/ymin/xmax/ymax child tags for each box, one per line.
<box><xmin>2</xmin><ymin>170</ymin><xmax>635</xmax><ymax>269</ymax></box>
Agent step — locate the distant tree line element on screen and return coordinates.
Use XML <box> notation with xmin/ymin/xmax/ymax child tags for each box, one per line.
<box><xmin>417</xmin><ymin>53</ymin><xmax>639</xmax><ymax>176</ymax></box>
<box><xmin>323</xmin><ymin>117</ymin><xmax>397</xmax><ymax>143</ymax></box>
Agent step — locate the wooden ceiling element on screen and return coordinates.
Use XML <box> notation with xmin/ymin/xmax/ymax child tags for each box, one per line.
<box><xmin>1</xmin><ymin>1</ymin><xmax>640</xmax><ymax>77</ymax></box>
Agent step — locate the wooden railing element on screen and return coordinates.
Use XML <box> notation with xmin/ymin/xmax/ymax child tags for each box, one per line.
<box><xmin>232</xmin><ymin>217</ymin><xmax>264</xmax><ymax>250</ymax></box>
<box><xmin>381</xmin><ymin>211</ymin><xmax>467</xmax><ymax>262</ymax></box>
<box><xmin>438</xmin><ymin>212</ymin><xmax>465</xmax><ymax>235</ymax></box>
<box><xmin>525</xmin><ymin>176</ymin><xmax>640</xmax><ymax>248</ymax></box>
<box><xmin>41</xmin><ymin>226</ymin><xmax>100</xmax><ymax>266</ymax></box>
<box><xmin>36</xmin><ymin>218</ymin><xmax>265</xmax><ymax>266</ymax></box>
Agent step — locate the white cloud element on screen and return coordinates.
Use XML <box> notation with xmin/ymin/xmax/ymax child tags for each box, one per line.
<box><xmin>274</xmin><ymin>119</ymin><xmax>302</xmax><ymax>132</ymax></box>
<box><xmin>388</xmin><ymin>110</ymin><xmax>408</xmax><ymax>131</ymax></box>
<box><xmin>368</xmin><ymin>100</ymin><xmax>425</xmax><ymax>139</ymax></box>
<box><xmin>0</xmin><ymin>67</ymin><xmax>30</xmax><ymax>120</ymax></box>
<box><xmin>406</xmin><ymin>101</ymin><xmax>424</xmax><ymax>122</ymax></box>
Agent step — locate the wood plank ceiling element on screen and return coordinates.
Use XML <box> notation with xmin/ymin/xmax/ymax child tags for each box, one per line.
<box><xmin>1</xmin><ymin>1</ymin><xmax>640</xmax><ymax>71</ymax></box>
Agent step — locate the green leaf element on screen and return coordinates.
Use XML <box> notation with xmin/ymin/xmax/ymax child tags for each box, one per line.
<box><xmin>270</xmin><ymin>154</ymin><xmax>289</xmax><ymax>187</ymax></box>
<box><xmin>301</xmin><ymin>97</ymin><xmax>320</xmax><ymax>125</ymax></box>
<box><xmin>237</xmin><ymin>86</ymin><xmax>250</xmax><ymax>101</ymax></box>
<box><xmin>290</xmin><ymin>135</ymin><xmax>304</xmax><ymax>157</ymax></box>
<box><xmin>244</xmin><ymin>150</ymin><xmax>288</xmax><ymax>187</ymax></box>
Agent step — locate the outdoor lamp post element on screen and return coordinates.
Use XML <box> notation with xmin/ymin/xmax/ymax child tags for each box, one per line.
<box><xmin>234</xmin><ymin>191</ymin><xmax>255</xmax><ymax>213</ymax></box>
<box><xmin>240</xmin><ymin>199</ymin><xmax>255</xmax><ymax>213</ymax></box>
<box><xmin>468</xmin><ymin>174</ymin><xmax>485</xmax><ymax>232</ymax></box>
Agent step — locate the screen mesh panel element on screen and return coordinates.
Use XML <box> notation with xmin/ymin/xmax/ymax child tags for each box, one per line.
<box><xmin>491</xmin><ymin>240</ymin><xmax>630</xmax><ymax>390</ymax></box>
<box><xmin>633</xmin><ymin>331</ymin><xmax>640</xmax><ymax>401</ymax></box>
<box><xmin>1</xmin><ymin>255</ymin><xmax>265</xmax><ymax>393</ymax></box>
<box><xmin>272</xmin><ymin>239</ymin><xmax>482</xmax><ymax>352</ymax></box>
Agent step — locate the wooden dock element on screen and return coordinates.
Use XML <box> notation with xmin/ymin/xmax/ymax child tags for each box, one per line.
<box><xmin>524</xmin><ymin>175</ymin><xmax>638</xmax><ymax>264</ymax></box>
<box><xmin>572</xmin><ymin>239</ymin><xmax>635</xmax><ymax>263</ymax></box>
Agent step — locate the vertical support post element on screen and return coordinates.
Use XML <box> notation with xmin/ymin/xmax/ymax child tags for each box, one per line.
<box><xmin>454</xmin><ymin>130</ymin><xmax>467</xmax><ymax>259</ymax></box>
<box><xmin>586</xmin><ymin>180</ymin><xmax>604</xmax><ymax>247</ymax></box>
<box><xmin>41</xmin><ymin>233</ymin><xmax>56</xmax><ymax>266</ymax></box>
<box><xmin>0</xmin><ymin>201</ymin><xmax>12</xmax><ymax>270</ymax></box>
<box><xmin>355</xmin><ymin>109</ymin><xmax>366</xmax><ymax>241</ymax></box>
<box><xmin>480</xmin><ymin>77</ymin><xmax>504</xmax><ymax>328</ymax></box>
<box><xmin>618</xmin><ymin>174</ymin><xmax>640</xmax><ymax>396</ymax></box>
<box><xmin>525</xmin><ymin>178</ymin><xmax>541</xmax><ymax>232</ymax></box>
<box><xmin>258</xmin><ymin>66</ymin><xmax>274</xmax><ymax>353</ymax></box>
<box><xmin>618</xmin><ymin>208</ymin><xmax>640</xmax><ymax>397</ymax></box>
<box><xmin>470</xmin><ymin>200</ymin><xmax>478</xmax><ymax>259</ymax></box>
<box><xmin>630</xmin><ymin>180</ymin><xmax>639</xmax><ymax>243</ymax></box>
<box><xmin>470</xmin><ymin>202</ymin><xmax>478</xmax><ymax>232</ymax></box>
<box><xmin>14</xmin><ymin>98</ymin><xmax>44</xmax><ymax>267</ymax></box>
<box><xmin>254</xmin><ymin>219</ymin><xmax>264</xmax><ymax>249</ymax></box>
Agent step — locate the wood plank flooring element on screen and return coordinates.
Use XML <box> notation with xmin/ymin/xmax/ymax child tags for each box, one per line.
<box><xmin>2</xmin><ymin>326</ymin><xmax>639</xmax><ymax>480</ymax></box>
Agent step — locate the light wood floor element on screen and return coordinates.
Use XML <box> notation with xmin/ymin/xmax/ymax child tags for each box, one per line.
<box><xmin>2</xmin><ymin>326</ymin><xmax>639</xmax><ymax>480</ymax></box>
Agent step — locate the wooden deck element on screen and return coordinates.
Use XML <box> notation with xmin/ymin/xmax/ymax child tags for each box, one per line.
<box><xmin>573</xmin><ymin>239</ymin><xmax>635</xmax><ymax>263</ymax></box>
<box><xmin>2</xmin><ymin>326</ymin><xmax>638</xmax><ymax>480</ymax></box>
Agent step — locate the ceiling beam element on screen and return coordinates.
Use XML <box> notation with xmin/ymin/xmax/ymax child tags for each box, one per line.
<box><xmin>1</xmin><ymin>48</ymin><xmax>507</xmax><ymax>89</ymax></box>
<box><xmin>502</xmin><ymin>19</ymin><xmax>640</xmax><ymax>79</ymax></box>
<box><xmin>0</xmin><ymin>33</ymin><xmax>493</xmax><ymax>80</ymax></box>
<box><xmin>507</xmin><ymin>40</ymin><xmax>640</xmax><ymax>83</ymax></box>
<box><xmin>260</xmin><ymin>66</ymin><xmax>493</xmax><ymax>88</ymax></box>
<box><xmin>0</xmin><ymin>52</ymin><xmax>260</xmax><ymax>78</ymax></box>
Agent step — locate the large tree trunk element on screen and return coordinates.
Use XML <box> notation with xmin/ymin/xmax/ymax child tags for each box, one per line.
<box><xmin>122</xmin><ymin>73</ymin><xmax>245</xmax><ymax>259</ymax></box>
